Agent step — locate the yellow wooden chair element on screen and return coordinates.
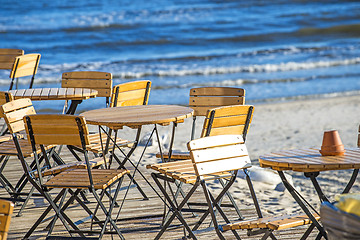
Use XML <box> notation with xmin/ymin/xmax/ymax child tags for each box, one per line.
<box><xmin>0</xmin><ymin>99</ymin><xmax>104</xmax><ymax>216</ymax></box>
<box><xmin>61</xmin><ymin>71</ymin><xmax>112</xmax><ymax>107</ymax></box>
<box><xmin>9</xmin><ymin>53</ymin><xmax>40</xmax><ymax>90</ymax></box>
<box><xmin>153</xmin><ymin>104</ymin><xmax>254</xmax><ymax>220</ymax></box>
<box><xmin>0</xmin><ymin>199</ymin><xmax>14</xmax><ymax>240</ymax></box>
<box><xmin>0</xmin><ymin>49</ymin><xmax>24</xmax><ymax>70</ymax></box>
<box><xmin>148</xmin><ymin>135</ymin><xmax>251</xmax><ymax>239</ymax></box>
<box><xmin>158</xmin><ymin>86</ymin><xmax>245</xmax><ymax>160</ymax></box>
<box><xmin>21</xmin><ymin>114</ymin><xmax>129</xmax><ymax>239</ymax></box>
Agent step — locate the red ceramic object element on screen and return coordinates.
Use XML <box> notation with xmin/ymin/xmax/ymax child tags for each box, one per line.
<box><xmin>319</xmin><ymin>130</ymin><xmax>345</xmax><ymax>156</ymax></box>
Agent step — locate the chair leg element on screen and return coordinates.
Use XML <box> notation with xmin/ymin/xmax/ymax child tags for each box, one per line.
<box><xmin>219</xmin><ymin>178</ymin><xmax>243</xmax><ymax>219</ymax></box>
<box><xmin>91</xmin><ymin>179</ymin><xmax>125</xmax><ymax>240</ymax></box>
<box><xmin>16</xmin><ymin>185</ymin><xmax>35</xmax><ymax>217</ymax></box>
<box><xmin>0</xmin><ymin>156</ymin><xmax>17</xmax><ymax>197</ymax></box>
<box><xmin>24</xmin><ymin>189</ymin><xmax>83</xmax><ymax>239</ymax></box>
<box><xmin>112</xmin><ymin>152</ymin><xmax>149</xmax><ymax>200</ymax></box>
<box><xmin>200</xmin><ymin>179</ymin><xmax>241</xmax><ymax>240</ymax></box>
<box><xmin>152</xmin><ymin>173</ymin><xmax>199</xmax><ymax>240</ymax></box>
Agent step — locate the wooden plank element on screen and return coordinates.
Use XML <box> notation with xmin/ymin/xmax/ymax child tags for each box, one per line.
<box><xmin>0</xmin><ymin>53</ymin><xmax>19</xmax><ymax>70</ymax></box>
<box><xmin>113</xmin><ymin>80</ymin><xmax>150</xmax><ymax>92</ymax></box>
<box><xmin>190</xmin><ymin>87</ymin><xmax>245</xmax><ymax>96</ymax></box>
<box><xmin>30</xmin><ymin>124</ymin><xmax>82</xmax><ymax>135</ymax></box>
<box><xmin>203</xmin><ymin>115</ymin><xmax>248</xmax><ymax>128</ymax></box>
<box><xmin>32</xmin><ymin>134</ymin><xmax>82</xmax><ymax>146</ymax></box>
<box><xmin>116</xmin><ymin>89</ymin><xmax>147</xmax><ymax>101</ymax></box>
<box><xmin>62</xmin><ymin>71</ymin><xmax>112</xmax><ymax>79</ymax></box>
<box><xmin>191</xmin><ymin>144</ymin><xmax>249</xmax><ymax>163</ymax></box>
<box><xmin>4</xmin><ymin>106</ymin><xmax>35</xmax><ymax>123</ymax></box>
<box><xmin>194</xmin><ymin>156</ymin><xmax>251</xmax><ymax>176</ymax></box>
<box><xmin>57</xmin><ymin>88</ymin><xmax>67</xmax><ymax>98</ymax></box>
<box><xmin>62</xmin><ymin>79</ymin><xmax>112</xmax><ymax>89</ymax></box>
<box><xmin>48</xmin><ymin>88</ymin><xmax>59</xmax><ymax>98</ymax></box>
<box><xmin>12</xmin><ymin>89</ymin><xmax>26</xmax><ymax>98</ymax></box>
<box><xmin>28</xmin><ymin>88</ymin><xmax>41</xmax><ymax>100</ymax></box>
<box><xmin>0</xmin><ymin>48</ymin><xmax>23</xmax><ymax>55</ymax></box>
<box><xmin>74</xmin><ymin>88</ymin><xmax>82</xmax><ymax>98</ymax></box>
<box><xmin>66</xmin><ymin>87</ymin><xmax>75</xmax><ymax>96</ymax></box>
<box><xmin>189</xmin><ymin>96</ymin><xmax>244</xmax><ymax>106</ymax></box>
<box><xmin>40</xmin><ymin>88</ymin><xmax>51</xmax><ymax>100</ymax></box>
<box><xmin>187</xmin><ymin>135</ymin><xmax>244</xmax><ymax>150</ymax></box>
<box><xmin>206</xmin><ymin>125</ymin><xmax>246</xmax><ymax>137</ymax></box>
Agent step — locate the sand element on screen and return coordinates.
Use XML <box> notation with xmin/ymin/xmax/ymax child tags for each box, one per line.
<box><xmin>120</xmin><ymin>94</ymin><xmax>360</xmax><ymax>217</ymax></box>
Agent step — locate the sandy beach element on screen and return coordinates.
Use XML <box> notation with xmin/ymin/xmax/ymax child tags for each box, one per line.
<box><xmin>125</xmin><ymin>94</ymin><xmax>360</xmax><ymax>217</ymax></box>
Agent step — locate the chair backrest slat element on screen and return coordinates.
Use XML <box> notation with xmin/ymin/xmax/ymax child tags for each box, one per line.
<box><xmin>10</xmin><ymin>54</ymin><xmax>40</xmax><ymax>79</ymax></box>
<box><xmin>110</xmin><ymin>80</ymin><xmax>151</xmax><ymax>107</ymax></box>
<box><xmin>61</xmin><ymin>71</ymin><xmax>112</xmax><ymax>98</ymax></box>
<box><xmin>1</xmin><ymin>98</ymin><xmax>35</xmax><ymax>134</ymax></box>
<box><xmin>0</xmin><ymin>49</ymin><xmax>24</xmax><ymax>70</ymax></box>
<box><xmin>189</xmin><ymin>87</ymin><xmax>245</xmax><ymax>116</ymax></box>
<box><xmin>24</xmin><ymin>115</ymin><xmax>90</xmax><ymax>146</ymax></box>
<box><xmin>188</xmin><ymin>135</ymin><xmax>251</xmax><ymax>176</ymax></box>
<box><xmin>201</xmin><ymin>105</ymin><xmax>254</xmax><ymax>139</ymax></box>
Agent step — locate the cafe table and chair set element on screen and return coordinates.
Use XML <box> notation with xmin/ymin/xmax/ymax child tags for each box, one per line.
<box><xmin>0</xmin><ymin>48</ymin><xmax>357</xmax><ymax>239</ymax></box>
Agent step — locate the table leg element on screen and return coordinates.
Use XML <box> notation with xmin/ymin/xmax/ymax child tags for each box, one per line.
<box><xmin>304</xmin><ymin>172</ymin><xmax>330</xmax><ymax>202</ymax></box>
<box><xmin>277</xmin><ymin>171</ymin><xmax>327</xmax><ymax>239</ymax></box>
<box><xmin>343</xmin><ymin>169</ymin><xmax>359</xmax><ymax>193</ymax></box>
<box><xmin>66</xmin><ymin>100</ymin><xmax>82</xmax><ymax>115</ymax></box>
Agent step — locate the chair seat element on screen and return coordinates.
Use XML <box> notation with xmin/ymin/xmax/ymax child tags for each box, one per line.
<box><xmin>0</xmin><ymin>139</ymin><xmax>53</xmax><ymax>157</ymax></box>
<box><xmin>155</xmin><ymin>150</ymin><xmax>190</xmax><ymax>160</ymax></box>
<box><xmin>39</xmin><ymin>157</ymin><xmax>106</xmax><ymax>177</ymax></box>
<box><xmin>85</xmin><ymin>133</ymin><xmax>134</xmax><ymax>154</ymax></box>
<box><xmin>147</xmin><ymin>160</ymin><xmax>232</xmax><ymax>184</ymax></box>
<box><xmin>44</xmin><ymin>169</ymin><xmax>130</xmax><ymax>189</ymax></box>
<box><xmin>222</xmin><ymin>213</ymin><xmax>320</xmax><ymax>231</ymax></box>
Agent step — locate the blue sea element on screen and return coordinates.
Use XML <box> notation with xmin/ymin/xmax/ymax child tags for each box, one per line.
<box><xmin>1</xmin><ymin>0</ymin><xmax>360</xmax><ymax>111</ymax></box>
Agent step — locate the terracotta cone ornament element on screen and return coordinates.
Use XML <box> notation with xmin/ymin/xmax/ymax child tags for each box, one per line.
<box><xmin>320</xmin><ymin>130</ymin><xmax>345</xmax><ymax>156</ymax></box>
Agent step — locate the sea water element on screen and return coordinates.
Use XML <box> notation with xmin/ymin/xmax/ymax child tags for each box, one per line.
<box><xmin>1</xmin><ymin>0</ymin><xmax>360</xmax><ymax>111</ymax></box>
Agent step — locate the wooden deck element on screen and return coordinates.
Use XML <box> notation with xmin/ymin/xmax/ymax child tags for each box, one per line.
<box><xmin>3</xmin><ymin>148</ymin><xmax>319</xmax><ymax>240</ymax></box>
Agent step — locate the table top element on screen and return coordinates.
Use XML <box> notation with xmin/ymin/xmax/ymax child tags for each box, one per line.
<box><xmin>259</xmin><ymin>148</ymin><xmax>360</xmax><ymax>172</ymax></box>
<box><xmin>80</xmin><ymin>105</ymin><xmax>194</xmax><ymax>129</ymax></box>
<box><xmin>9</xmin><ymin>88</ymin><xmax>98</xmax><ymax>101</ymax></box>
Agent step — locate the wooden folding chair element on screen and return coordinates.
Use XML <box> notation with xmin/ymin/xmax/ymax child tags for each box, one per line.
<box><xmin>156</xmin><ymin>104</ymin><xmax>254</xmax><ymax>220</ymax></box>
<box><xmin>158</xmin><ymin>86</ymin><xmax>245</xmax><ymax>161</ymax></box>
<box><xmin>0</xmin><ymin>98</ymin><xmax>57</xmax><ymax>205</ymax></box>
<box><xmin>0</xmin><ymin>49</ymin><xmax>24</xmax><ymax>70</ymax></box>
<box><xmin>0</xmin><ymin>99</ymin><xmax>103</xmax><ymax>216</ymax></box>
<box><xmin>9</xmin><ymin>53</ymin><xmax>40</xmax><ymax>90</ymax></box>
<box><xmin>61</xmin><ymin>71</ymin><xmax>113</xmax><ymax>107</ymax></box>
<box><xmin>148</xmin><ymin>135</ymin><xmax>252</xmax><ymax>239</ymax></box>
<box><xmin>61</xmin><ymin>71</ymin><xmax>116</xmax><ymax>155</ymax></box>
<box><xmin>21</xmin><ymin>114</ymin><xmax>129</xmax><ymax>239</ymax></box>
<box><xmin>0</xmin><ymin>199</ymin><xmax>14</xmax><ymax>240</ymax></box>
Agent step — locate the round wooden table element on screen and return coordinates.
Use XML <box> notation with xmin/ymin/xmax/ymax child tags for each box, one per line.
<box><xmin>80</xmin><ymin>105</ymin><xmax>194</xmax><ymax>201</ymax></box>
<box><xmin>80</xmin><ymin>105</ymin><xmax>194</xmax><ymax>130</ymax></box>
<box><xmin>9</xmin><ymin>87</ymin><xmax>98</xmax><ymax>114</ymax></box>
<box><xmin>259</xmin><ymin>148</ymin><xmax>360</xmax><ymax>239</ymax></box>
